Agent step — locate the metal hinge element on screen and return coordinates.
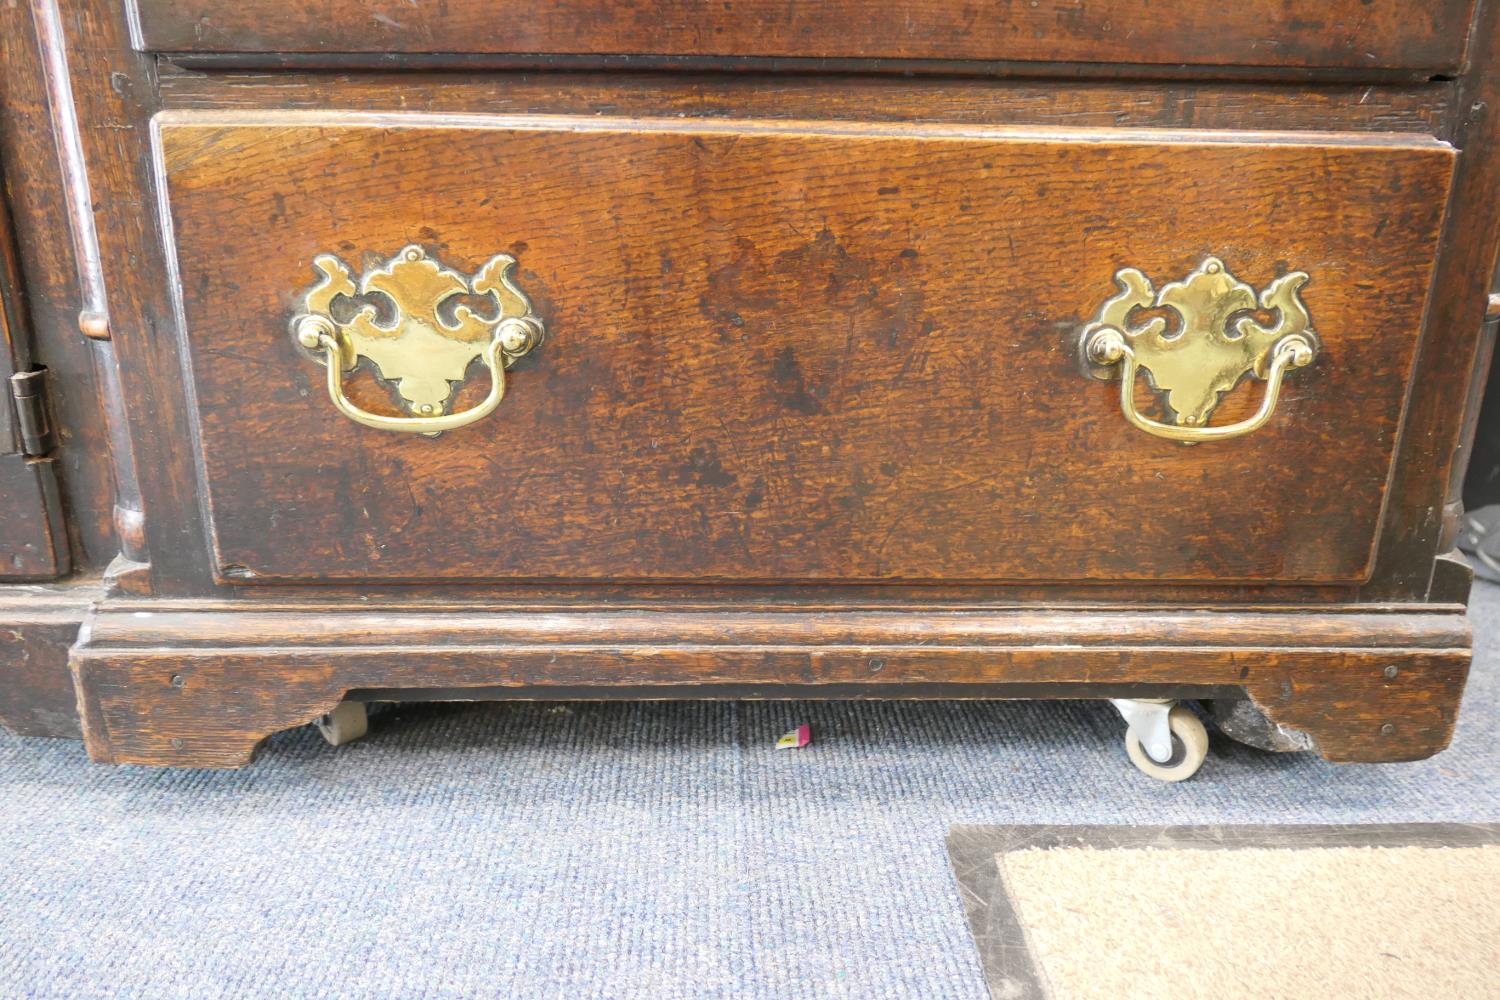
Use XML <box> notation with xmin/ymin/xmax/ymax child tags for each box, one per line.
<box><xmin>9</xmin><ymin>368</ymin><xmax>54</xmax><ymax>457</ymax></box>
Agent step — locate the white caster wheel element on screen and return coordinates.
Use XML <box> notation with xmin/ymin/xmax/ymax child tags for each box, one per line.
<box><xmin>1124</xmin><ymin>705</ymin><xmax>1209</xmax><ymax>782</ymax></box>
<box><xmin>315</xmin><ymin>701</ymin><xmax>368</xmax><ymax>747</ymax></box>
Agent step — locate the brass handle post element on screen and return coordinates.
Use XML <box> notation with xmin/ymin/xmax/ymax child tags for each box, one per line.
<box><xmin>1085</xmin><ymin>329</ymin><xmax>1315</xmax><ymax>442</ymax></box>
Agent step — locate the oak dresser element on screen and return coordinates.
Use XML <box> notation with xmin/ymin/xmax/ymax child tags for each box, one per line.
<box><xmin>1</xmin><ymin>0</ymin><xmax>1497</xmax><ymax>779</ymax></box>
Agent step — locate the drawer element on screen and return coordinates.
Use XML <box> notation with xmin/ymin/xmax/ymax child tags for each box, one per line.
<box><xmin>155</xmin><ymin>111</ymin><xmax>1453</xmax><ymax>585</ymax></box>
<box><xmin>136</xmin><ymin>0</ymin><xmax>1476</xmax><ymax>72</ymax></box>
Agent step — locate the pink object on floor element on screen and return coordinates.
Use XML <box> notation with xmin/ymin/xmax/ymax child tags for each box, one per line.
<box><xmin>776</xmin><ymin>724</ymin><xmax>812</xmax><ymax>749</ymax></box>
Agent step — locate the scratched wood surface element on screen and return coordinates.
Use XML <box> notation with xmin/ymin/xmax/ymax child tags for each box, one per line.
<box><xmin>0</xmin><ymin>188</ymin><xmax>69</xmax><ymax>580</ymax></box>
<box><xmin>158</xmin><ymin>114</ymin><xmax>1453</xmax><ymax>584</ymax></box>
<box><xmin>73</xmin><ymin>601</ymin><xmax>1471</xmax><ymax>767</ymax></box>
<box><xmin>0</xmin><ymin>578</ymin><xmax>100</xmax><ymax>737</ymax></box>
<box><xmin>154</xmin><ymin>69</ymin><xmax>1458</xmax><ymax>136</ymax></box>
<box><xmin>0</xmin><ymin>2</ymin><xmax>118</xmax><ymax>572</ymax></box>
<box><xmin>134</xmin><ymin>0</ymin><xmax>1477</xmax><ymax>72</ymax></box>
<box><xmin>1366</xmin><ymin>2</ymin><xmax>1500</xmax><ymax>596</ymax></box>
<box><xmin>77</xmin><ymin>60</ymin><xmax>1473</xmax><ymax>601</ymax></box>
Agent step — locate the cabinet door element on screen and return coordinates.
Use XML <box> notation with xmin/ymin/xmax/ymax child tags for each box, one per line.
<box><xmin>0</xmin><ymin>197</ymin><xmax>69</xmax><ymax>579</ymax></box>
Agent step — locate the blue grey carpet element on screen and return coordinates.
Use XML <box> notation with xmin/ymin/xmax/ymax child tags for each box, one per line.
<box><xmin>3</xmin><ymin>585</ymin><xmax>1498</xmax><ymax>999</ymax></box>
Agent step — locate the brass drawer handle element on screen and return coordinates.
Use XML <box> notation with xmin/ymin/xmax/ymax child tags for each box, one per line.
<box><xmin>1079</xmin><ymin>257</ymin><xmax>1318</xmax><ymax>443</ymax></box>
<box><xmin>290</xmin><ymin>245</ymin><xmax>543</xmax><ymax>435</ymax></box>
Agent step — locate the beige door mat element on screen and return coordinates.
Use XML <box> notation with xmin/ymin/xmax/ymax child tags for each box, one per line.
<box><xmin>946</xmin><ymin>823</ymin><xmax>1500</xmax><ymax>1000</ymax></box>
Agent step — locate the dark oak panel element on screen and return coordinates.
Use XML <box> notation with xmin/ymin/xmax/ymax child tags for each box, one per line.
<box><xmin>0</xmin><ymin>458</ymin><xmax>68</xmax><ymax>578</ymax></box>
<box><xmin>135</xmin><ymin>0</ymin><xmax>1476</xmax><ymax>72</ymax></box>
<box><xmin>158</xmin><ymin>114</ymin><xmax>1453</xmax><ymax>585</ymax></box>
<box><xmin>0</xmin><ymin>578</ymin><xmax>100</xmax><ymax>737</ymax></box>
<box><xmin>0</xmin><ymin>0</ymin><xmax>118</xmax><ymax>571</ymax></box>
<box><xmin>0</xmin><ymin>185</ymin><xmax>69</xmax><ymax>579</ymax></box>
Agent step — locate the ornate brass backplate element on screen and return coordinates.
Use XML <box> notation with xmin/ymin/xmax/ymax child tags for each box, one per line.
<box><xmin>290</xmin><ymin>245</ymin><xmax>544</xmax><ymax>434</ymax></box>
<box><xmin>1079</xmin><ymin>257</ymin><xmax>1319</xmax><ymax>442</ymax></box>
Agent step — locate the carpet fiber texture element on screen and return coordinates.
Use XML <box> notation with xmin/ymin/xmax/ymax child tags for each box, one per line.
<box><xmin>1003</xmin><ymin>843</ymin><xmax>1500</xmax><ymax>1000</ymax></box>
<box><xmin>3</xmin><ymin>584</ymin><xmax>1499</xmax><ymax>998</ymax></box>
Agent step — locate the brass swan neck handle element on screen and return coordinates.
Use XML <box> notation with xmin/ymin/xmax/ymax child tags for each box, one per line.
<box><xmin>1079</xmin><ymin>257</ymin><xmax>1319</xmax><ymax>443</ymax></box>
<box><xmin>294</xmin><ymin>313</ymin><xmax>541</xmax><ymax>435</ymax></box>
<box><xmin>1085</xmin><ymin>328</ymin><xmax>1316</xmax><ymax>442</ymax></box>
<box><xmin>290</xmin><ymin>245</ymin><xmax>544</xmax><ymax>436</ymax></box>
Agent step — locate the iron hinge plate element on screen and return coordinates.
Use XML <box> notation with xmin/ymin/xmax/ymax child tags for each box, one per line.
<box><xmin>9</xmin><ymin>368</ymin><xmax>53</xmax><ymax>457</ymax></box>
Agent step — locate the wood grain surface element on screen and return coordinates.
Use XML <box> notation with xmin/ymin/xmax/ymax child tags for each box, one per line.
<box><xmin>155</xmin><ymin>69</ymin><xmax>1459</xmax><ymax>136</ymax></box>
<box><xmin>0</xmin><ymin>0</ymin><xmax>118</xmax><ymax>570</ymax></box>
<box><xmin>158</xmin><ymin>113</ymin><xmax>1453</xmax><ymax>585</ymax></box>
<box><xmin>13</xmin><ymin>0</ymin><xmax>1492</xmax><ymax>774</ymax></box>
<box><xmin>0</xmin><ymin>187</ymin><xmax>69</xmax><ymax>579</ymax></box>
<box><xmin>72</xmin><ymin>600</ymin><xmax>1471</xmax><ymax>767</ymax></box>
<box><xmin>1367</xmin><ymin>2</ymin><xmax>1500</xmax><ymax>597</ymax></box>
<box><xmin>133</xmin><ymin>0</ymin><xmax>1477</xmax><ymax>73</ymax></box>
<box><xmin>0</xmin><ymin>577</ymin><xmax>100</xmax><ymax>737</ymax></box>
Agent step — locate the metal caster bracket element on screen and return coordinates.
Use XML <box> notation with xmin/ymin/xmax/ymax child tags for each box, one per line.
<box><xmin>1110</xmin><ymin>698</ymin><xmax>1175</xmax><ymax>763</ymax></box>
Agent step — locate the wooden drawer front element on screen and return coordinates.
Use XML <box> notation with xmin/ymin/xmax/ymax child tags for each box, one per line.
<box><xmin>136</xmin><ymin>1</ymin><xmax>1475</xmax><ymax>72</ymax></box>
<box><xmin>156</xmin><ymin>112</ymin><xmax>1452</xmax><ymax>585</ymax></box>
